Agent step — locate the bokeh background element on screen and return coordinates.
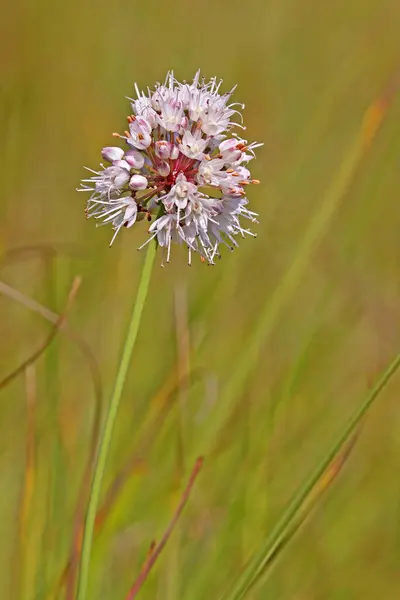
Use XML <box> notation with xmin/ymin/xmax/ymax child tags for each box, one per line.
<box><xmin>2</xmin><ymin>1</ymin><xmax>400</xmax><ymax>598</ymax></box>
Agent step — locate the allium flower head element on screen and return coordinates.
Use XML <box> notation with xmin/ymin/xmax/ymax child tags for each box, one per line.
<box><xmin>79</xmin><ymin>70</ymin><xmax>262</xmax><ymax>265</ymax></box>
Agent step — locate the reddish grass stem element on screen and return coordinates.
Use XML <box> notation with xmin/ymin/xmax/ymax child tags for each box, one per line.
<box><xmin>125</xmin><ymin>456</ymin><xmax>204</xmax><ymax>600</ymax></box>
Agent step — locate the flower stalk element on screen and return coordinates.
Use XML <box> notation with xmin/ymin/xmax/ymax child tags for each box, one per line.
<box><xmin>76</xmin><ymin>242</ymin><xmax>156</xmax><ymax>600</ymax></box>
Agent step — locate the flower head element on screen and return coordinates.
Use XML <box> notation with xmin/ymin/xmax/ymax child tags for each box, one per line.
<box><xmin>78</xmin><ymin>70</ymin><xmax>262</xmax><ymax>265</ymax></box>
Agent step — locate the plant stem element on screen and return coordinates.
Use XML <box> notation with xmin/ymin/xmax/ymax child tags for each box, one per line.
<box><xmin>76</xmin><ymin>243</ymin><xmax>157</xmax><ymax>600</ymax></box>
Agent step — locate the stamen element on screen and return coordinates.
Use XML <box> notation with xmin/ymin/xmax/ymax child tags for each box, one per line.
<box><xmin>166</xmin><ymin>234</ymin><xmax>172</xmax><ymax>263</ymax></box>
<box><xmin>109</xmin><ymin>224</ymin><xmax>123</xmax><ymax>246</ymax></box>
<box><xmin>137</xmin><ymin>231</ymin><xmax>158</xmax><ymax>250</ymax></box>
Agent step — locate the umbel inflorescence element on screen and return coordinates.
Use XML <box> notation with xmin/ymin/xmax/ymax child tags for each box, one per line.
<box><xmin>79</xmin><ymin>70</ymin><xmax>262</xmax><ymax>265</ymax></box>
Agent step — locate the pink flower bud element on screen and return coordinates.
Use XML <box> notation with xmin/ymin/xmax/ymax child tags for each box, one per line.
<box><xmin>113</xmin><ymin>159</ymin><xmax>131</xmax><ymax>170</ymax></box>
<box><xmin>157</xmin><ymin>160</ymin><xmax>170</xmax><ymax>177</ymax></box>
<box><xmin>125</xmin><ymin>150</ymin><xmax>145</xmax><ymax>169</ymax></box>
<box><xmin>154</xmin><ymin>140</ymin><xmax>173</xmax><ymax>159</ymax></box>
<box><xmin>101</xmin><ymin>146</ymin><xmax>124</xmax><ymax>162</ymax></box>
<box><xmin>170</xmin><ymin>145</ymin><xmax>179</xmax><ymax>160</ymax></box>
<box><xmin>129</xmin><ymin>174</ymin><xmax>148</xmax><ymax>191</ymax></box>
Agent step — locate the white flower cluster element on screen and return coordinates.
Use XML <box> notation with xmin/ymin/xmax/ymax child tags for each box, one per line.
<box><xmin>79</xmin><ymin>71</ymin><xmax>261</xmax><ymax>265</ymax></box>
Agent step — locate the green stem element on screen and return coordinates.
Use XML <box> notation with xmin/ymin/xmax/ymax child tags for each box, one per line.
<box><xmin>76</xmin><ymin>242</ymin><xmax>157</xmax><ymax>600</ymax></box>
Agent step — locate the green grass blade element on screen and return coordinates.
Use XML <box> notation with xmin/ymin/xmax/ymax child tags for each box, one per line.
<box><xmin>243</xmin><ymin>428</ymin><xmax>361</xmax><ymax>594</ymax></box>
<box><xmin>222</xmin><ymin>350</ymin><xmax>400</xmax><ymax>600</ymax></box>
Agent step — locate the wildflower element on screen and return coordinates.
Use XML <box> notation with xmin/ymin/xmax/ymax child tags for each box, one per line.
<box><xmin>78</xmin><ymin>70</ymin><xmax>262</xmax><ymax>265</ymax></box>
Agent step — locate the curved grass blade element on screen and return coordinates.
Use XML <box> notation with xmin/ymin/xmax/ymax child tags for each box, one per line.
<box><xmin>0</xmin><ymin>276</ymin><xmax>81</xmax><ymax>391</ymax></box>
<box><xmin>0</xmin><ymin>277</ymin><xmax>106</xmax><ymax>600</ymax></box>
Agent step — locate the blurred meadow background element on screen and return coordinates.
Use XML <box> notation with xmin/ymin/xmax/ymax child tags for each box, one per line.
<box><xmin>2</xmin><ymin>0</ymin><xmax>400</xmax><ymax>598</ymax></box>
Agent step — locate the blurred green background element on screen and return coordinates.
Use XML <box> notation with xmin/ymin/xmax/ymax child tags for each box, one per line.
<box><xmin>2</xmin><ymin>0</ymin><xmax>400</xmax><ymax>598</ymax></box>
